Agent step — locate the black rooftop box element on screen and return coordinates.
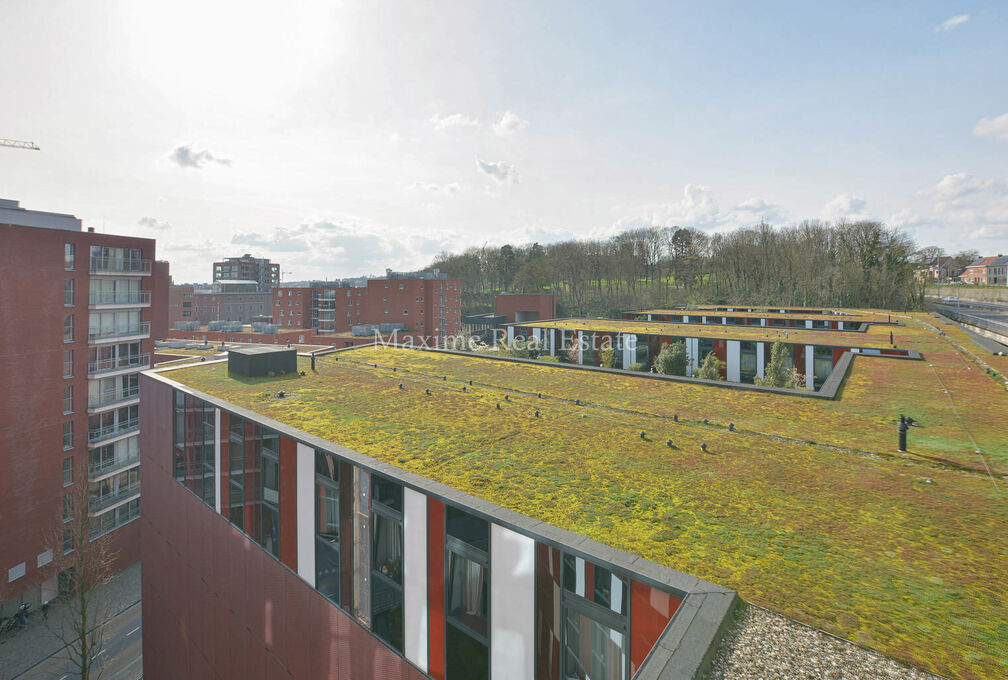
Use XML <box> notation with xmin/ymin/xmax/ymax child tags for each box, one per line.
<box><xmin>228</xmin><ymin>346</ymin><xmax>297</xmax><ymax>377</ymax></box>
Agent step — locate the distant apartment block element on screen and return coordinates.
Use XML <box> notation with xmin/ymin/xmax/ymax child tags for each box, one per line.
<box><xmin>212</xmin><ymin>253</ymin><xmax>280</xmax><ymax>292</ymax></box>
<box><xmin>0</xmin><ymin>198</ymin><xmax>168</xmax><ymax>616</ymax></box>
<box><xmin>275</xmin><ymin>269</ymin><xmax>462</xmax><ymax>344</ymax></box>
<box><xmin>170</xmin><ymin>281</ymin><xmax>272</xmax><ymax>326</ymax></box>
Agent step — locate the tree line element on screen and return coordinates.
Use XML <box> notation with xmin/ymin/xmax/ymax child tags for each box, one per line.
<box><xmin>427</xmin><ymin>220</ymin><xmax>961</xmax><ymax>317</ymax></box>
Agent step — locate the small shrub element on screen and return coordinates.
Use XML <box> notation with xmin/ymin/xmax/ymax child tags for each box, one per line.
<box><xmin>537</xmin><ymin>354</ymin><xmax>560</xmax><ymax>362</ymax></box>
<box><xmin>599</xmin><ymin>347</ymin><xmax>616</xmax><ymax>368</ymax></box>
<box><xmin>651</xmin><ymin>341</ymin><xmax>688</xmax><ymax>376</ymax></box>
<box><xmin>694</xmin><ymin>351</ymin><xmax>725</xmax><ymax>381</ymax></box>
<box><xmin>627</xmin><ymin>362</ymin><xmax>647</xmax><ymax>372</ymax></box>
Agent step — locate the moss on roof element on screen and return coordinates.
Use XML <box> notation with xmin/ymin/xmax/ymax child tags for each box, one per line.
<box><xmin>636</xmin><ymin>309</ymin><xmax>878</xmax><ymax>322</ymax></box>
<box><xmin>165</xmin><ymin>311</ymin><xmax>1008</xmax><ymax>680</ymax></box>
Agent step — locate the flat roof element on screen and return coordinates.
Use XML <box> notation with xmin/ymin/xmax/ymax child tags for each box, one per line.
<box><xmin>226</xmin><ymin>346</ymin><xmax>296</xmax><ymax>356</ymax></box>
<box><xmin>161</xmin><ymin>311</ymin><xmax>1008</xmax><ymax>680</ymax></box>
<box><xmin>510</xmin><ymin>317</ymin><xmax>899</xmax><ymax>348</ymax></box>
<box><xmin>634</xmin><ymin>309</ymin><xmax>877</xmax><ymax>322</ymax></box>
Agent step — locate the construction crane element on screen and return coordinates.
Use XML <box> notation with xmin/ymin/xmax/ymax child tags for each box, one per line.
<box><xmin>1</xmin><ymin>138</ymin><xmax>40</xmax><ymax>151</ymax></box>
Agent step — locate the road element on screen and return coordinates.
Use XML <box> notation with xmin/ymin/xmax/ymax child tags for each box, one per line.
<box><xmin>12</xmin><ymin>602</ymin><xmax>141</xmax><ymax>680</ymax></box>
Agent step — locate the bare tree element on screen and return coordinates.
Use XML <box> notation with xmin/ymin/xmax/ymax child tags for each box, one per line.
<box><xmin>46</xmin><ymin>476</ymin><xmax>119</xmax><ymax>680</ymax></box>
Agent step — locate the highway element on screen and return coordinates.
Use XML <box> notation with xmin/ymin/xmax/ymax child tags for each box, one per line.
<box><xmin>13</xmin><ymin>602</ymin><xmax>141</xmax><ymax>680</ymax></box>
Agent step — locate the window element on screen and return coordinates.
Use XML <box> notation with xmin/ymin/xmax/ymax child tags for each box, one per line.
<box><xmin>62</xmin><ymin>421</ymin><xmax>73</xmax><ymax>450</ymax></box>
<box><xmin>403</xmin><ymin>309</ymin><xmax>408</xmax><ymax>316</ymax></box>
<box><xmin>64</xmin><ymin>314</ymin><xmax>74</xmax><ymax>342</ymax></box>
<box><xmin>63</xmin><ymin>528</ymin><xmax>74</xmax><ymax>554</ymax></box>
<box><xmin>63</xmin><ymin>492</ymin><xmax>73</xmax><ymax>521</ymax></box>
<box><xmin>63</xmin><ymin>385</ymin><xmax>73</xmax><ymax>414</ymax></box>
<box><xmin>446</xmin><ymin>506</ymin><xmax>490</xmax><ymax>680</ymax></box>
<box><xmin>64</xmin><ymin>243</ymin><xmax>75</xmax><ymax>270</ymax></box>
<box><xmin>316</xmin><ymin>451</ymin><xmax>351</xmax><ymax>609</ymax></box>
<box><xmin>63</xmin><ymin>350</ymin><xmax>73</xmax><ymax>378</ymax></box>
<box><xmin>64</xmin><ymin>279</ymin><xmax>75</xmax><ymax>305</ymax></box>
<box><xmin>371</xmin><ymin>475</ymin><xmax>404</xmax><ymax>653</ymax></box>
<box><xmin>261</xmin><ymin>431</ymin><xmax>281</xmax><ymax>558</ymax></box>
<box><xmin>63</xmin><ymin>456</ymin><xmax>73</xmax><ymax>486</ymax></box>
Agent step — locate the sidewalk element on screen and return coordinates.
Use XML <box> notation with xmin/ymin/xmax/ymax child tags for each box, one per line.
<box><xmin>0</xmin><ymin>561</ymin><xmax>141</xmax><ymax>680</ymax></box>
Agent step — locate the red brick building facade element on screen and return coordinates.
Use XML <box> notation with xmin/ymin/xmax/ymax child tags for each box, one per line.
<box><xmin>0</xmin><ymin>199</ymin><xmax>167</xmax><ymax>615</ymax></box>
<box><xmin>493</xmin><ymin>293</ymin><xmax>556</xmax><ymax>323</ymax></box>
<box><xmin>275</xmin><ymin>273</ymin><xmax>462</xmax><ymax>344</ymax></box>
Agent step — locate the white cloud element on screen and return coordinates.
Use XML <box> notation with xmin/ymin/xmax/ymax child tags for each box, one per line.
<box><xmin>168</xmin><ymin>144</ymin><xmax>231</xmax><ymax>168</ymax></box>
<box><xmin>823</xmin><ymin>193</ymin><xmax>868</xmax><ymax>220</ymax></box>
<box><xmin>428</xmin><ymin>113</ymin><xmax>479</xmax><ymax>130</ymax></box>
<box><xmin>475</xmin><ymin>156</ymin><xmax>519</xmax><ymax>185</ymax></box>
<box><xmin>974</xmin><ymin>113</ymin><xmax>1008</xmax><ymax>140</ymax></box>
<box><xmin>493</xmin><ymin>111</ymin><xmax>528</xmax><ymax>136</ymax></box>
<box><xmin>922</xmin><ymin>173</ymin><xmax>1008</xmax><ymax>238</ymax></box>
<box><xmin>230</xmin><ymin>218</ymin><xmax>456</xmax><ymax>278</ymax></box>
<box><xmin>935</xmin><ymin>14</ymin><xmax>970</xmax><ymax>32</ymax></box>
<box><xmin>723</xmin><ymin>197</ymin><xmax>788</xmax><ymax>224</ymax></box>
<box><xmin>608</xmin><ymin>184</ymin><xmax>786</xmax><ymax>235</ymax></box>
<box><xmin>137</xmin><ymin>216</ymin><xmax>171</xmax><ymax>231</ymax></box>
<box><xmin>409</xmin><ymin>181</ymin><xmax>461</xmax><ymax>195</ymax></box>
<box><xmin>887</xmin><ymin>209</ymin><xmax>925</xmax><ymax>227</ymax></box>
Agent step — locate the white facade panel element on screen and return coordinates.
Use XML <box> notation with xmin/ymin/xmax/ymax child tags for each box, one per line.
<box><xmin>805</xmin><ymin>320</ymin><xmax>813</xmax><ymax>329</ymax></box>
<box><xmin>507</xmin><ymin>326</ymin><xmax>515</xmax><ymax>343</ymax></box>
<box><xmin>403</xmin><ymin>488</ymin><xmax>429</xmax><ymax>672</ymax></box>
<box><xmin>296</xmin><ymin>442</ymin><xmax>315</xmax><ymax>586</ymax></box>
<box><xmin>622</xmin><ymin>333</ymin><xmax>636</xmax><ymax>369</ymax></box>
<box><xmin>726</xmin><ymin>340</ymin><xmax>741</xmax><ymax>382</ymax></box>
<box><xmin>490</xmin><ymin>524</ymin><xmax>535</xmax><ymax>680</ymax></box>
<box><xmin>688</xmin><ymin>337</ymin><xmax>700</xmax><ymax>375</ymax></box>
<box><xmin>756</xmin><ymin>341</ymin><xmax>765</xmax><ymax>379</ymax></box>
<box><xmin>805</xmin><ymin>345</ymin><xmax>815</xmax><ymax>389</ymax></box>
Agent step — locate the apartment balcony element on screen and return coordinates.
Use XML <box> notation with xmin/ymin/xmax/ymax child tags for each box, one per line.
<box><xmin>89</xmin><ymin>290</ymin><xmax>152</xmax><ymax>309</ymax></box>
<box><xmin>89</xmin><ymin>482</ymin><xmax>141</xmax><ymax>514</ymax></box>
<box><xmin>88</xmin><ymin>418</ymin><xmax>140</xmax><ymax>446</ymax></box>
<box><xmin>88</xmin><ymin>321</ymin><xmax>150</xmax><ymax>344</ymax></box>
<box><xmin>89</xmin><ymin>451</ymin><xmax>140</xmax><ymax>480</ymax></box>
<box><xmin>88</xmin><ymin>353</ymin><xmax>151</xmax><ymax>376</ymax></box>
<box><xmin>89</xmin><ymin>257</ymin><xmax>151</xmax><ymax>275</ymax></box>
<box><xmin>87</xmin><ymin>386</ymin><xmax>140</xmax><ymax>413</ymax></box>
<box><xmin>89</xmin><ymin>501</ymin><xmax>141</xmax><ymax>539</ymax></box>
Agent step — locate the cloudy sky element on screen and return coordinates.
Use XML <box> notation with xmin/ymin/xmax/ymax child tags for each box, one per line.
<box><xmin>1</xmin><ymin>1</ymin><xmax>1006</xmax><ymax>282</ymax></box>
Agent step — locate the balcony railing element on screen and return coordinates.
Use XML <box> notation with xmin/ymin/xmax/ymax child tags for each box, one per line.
<box><xmin>88</xmin><ymin>418</ymin><xmax>140</xmax><ymax>445</ymax></box>
<box><xmin>88</xmin><ymin>322</ymin><xmax>150</xmax><ymax>342</ymax></box>
<box><xmin>88</xmin><ymin>386</ymin><xmax>140</xmax><ymax>410</ymax></box>
<box><xmin>88</xmin><ymin>353</ymin><xmax>150</xmax><ymax>375</ymax></box>
<box><xmin>89</xmin><ymin>451</ymin><xmax>140</xmax><ymax>479</ymax></box>
<box><xmin>89</xmin><ymin>291</ymin><xmax>152</xmax><ymax>307</ymax></box>
<box><xmin>89</xmin><ymin>257</ymin><xmax>151</xmax><ymax>275</ymax></box>
<box><xmin>89</xmin><ymin>482</ymin><xmax>140</xmax><ymax>512</ymax></box>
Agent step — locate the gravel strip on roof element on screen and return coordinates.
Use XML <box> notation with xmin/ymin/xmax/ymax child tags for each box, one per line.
<box><xmin>709</xmin><ymin>605</ymin><xmax>946</xmax><ymax>680</ymax></box>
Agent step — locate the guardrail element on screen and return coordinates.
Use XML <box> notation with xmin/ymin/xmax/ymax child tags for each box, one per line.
<box><xmin>87</xmin><ymin>353</ymin><xmax>151</xmax><ymax>375</ymax></box>
<box><xmin>88</xmin><ymin>322</ymin><xmax>151</xmax><ymax>342</ymax></box>
<box><xmin>89</xmin><ymin>257</ymin><xmax>151</xmax><ymax>274</ymax></box>
<box><xmin>89</xmin><ymin>291</ymin><xmax>152</xmax><ymax>306</ymax></box>
<box><xmin>87</xmin><ymin>386</ymin><xmax>140</xmax><ymax>410</ymax></box>
<box><xmin>89</xmin><ymin>452</ymin><xmax>140</xmax><ymax>478</ymax></box>
<box><xmin>89</xmin><ymin>483</ymin><xmax>140</xmax><ymax>512</ymax></box>
<box><xmin>87</xmin><ymin>418</ymin><xmax>140</xmax><ymax>444</ymax></box>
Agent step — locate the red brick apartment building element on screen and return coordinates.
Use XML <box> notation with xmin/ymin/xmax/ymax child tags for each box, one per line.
<box><xmin>275</xmin><ymin>270</ymin><xmax>462</xmax><ymax>344</ymax></box>
<box><xmin>0</xmin><ymin>198</ymin><xmax>168</xmax><ymax>616</ymax></box>
<box><xmin>961</xmin><ymin>256</ymin><xmax>999</xmax><ymax>284</ymax></box>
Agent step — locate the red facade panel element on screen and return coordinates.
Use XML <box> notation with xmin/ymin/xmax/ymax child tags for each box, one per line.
<box><xmin>630</xmin><ymin>579</ymin><xmax>683</xmax><ymax>674</ymax></box>
<box><xmin>427</xmin><ymin>497</ymin><xmax>447</xmax><ymax>680</ymax></box>
<box><xmin>279</xmin><ymin>435</ymin><xmax>298</xmax><ymax>572</ymax></box>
